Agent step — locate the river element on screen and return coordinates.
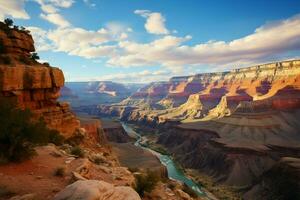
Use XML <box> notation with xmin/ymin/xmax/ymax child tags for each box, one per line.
<box><xmin>121</xmin><ymin>122</ymin><xmax>207</xmax><ymax>197</ymax></box>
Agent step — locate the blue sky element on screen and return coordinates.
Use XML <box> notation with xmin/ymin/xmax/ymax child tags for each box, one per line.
<box><xmin>1</xmin><ymin>0</ymin><xmax>300</xmax><ymax>82</ymax></box>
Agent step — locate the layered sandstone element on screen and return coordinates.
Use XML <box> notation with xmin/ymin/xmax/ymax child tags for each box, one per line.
<box><xmin>95</xmin><ymin>59</ymin><xmax>300</xmax><ymax>199</ymax></box>
<box><xmin>0</xmin><ymin>22</ymin><xmax>79</xmax><ymax>137</ymax></box>
<box><xmin>98</xmin><ymin>59</ymin><xmax>300</xmax><ymax>124</ymax></box>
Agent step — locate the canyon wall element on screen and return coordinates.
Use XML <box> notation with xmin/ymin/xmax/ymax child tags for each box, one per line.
<box><xmin>98</xmin><ymin>59</ymin><xmax>300</xmax><ymax>124</ymax></box>
<box><xmin>95</xmin><ymin>59</ymin><xmax>300</xmax><ymax>199</ymax></box>
<box><xmin>0</xmin><ymin>22</ymin><xmax>79</xmax><ymax>137</ymax></box>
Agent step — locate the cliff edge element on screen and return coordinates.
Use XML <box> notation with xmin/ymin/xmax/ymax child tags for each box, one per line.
<box><xmin>0</xmin><ymin>21</ymin><xmax>79</xmax><ymax>138</ymax></box>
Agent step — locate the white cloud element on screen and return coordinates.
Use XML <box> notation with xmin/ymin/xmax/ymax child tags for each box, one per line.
<box><xmin>26</xmin><ymin>7</ymin><xmax>300</xmax><ymax>75</ymax></box>
<box><xmin>40</xmin><ymin>4</ymin><xmax>58</xmax><ymax>13</ymax></box>
<box><xmin>29</xmin><ymin>24</ymin><xmax>131</xmax><ymax>59</ymax></box>
<box><xmin>27</xmin><ymin>26</ymin><xmax>54</xmax><ymax>51</ymax></box>
<box><xmin>34</xmin><ymin>0</ymin><xmax>74</xmax><ymax>27</ymax></box>
<box><xmin>83</xmin><ymin>0</ymin><xmax>96</xmax><ymax>7</ymax></box>
<box><xmin>40</xmin><ymin>13</ymin><xmax>71</xmax><ymax>27</ymax></box>
<box><xmin>71</xmin><ymin>70</ymin><xmax>172</xmax><ymax>83</ymax></box>
<box><xmin>0</xmin><ymin>0</ymin><xmax>29</xmax><ymax>20</ymax></box>
<box><xmin>107</xmin><ymin>35</ymin><xmax>192</xmax><ymax>67</ymax></box>
<box><xmin>108</xmin><ymin>14</ymin><xmax>300</xmax><ymax>68</ymax></box>
<box><xmin>34</xmin><ymin>0</ymin><xmax>74</xmax><ymax>8</ymax></box>
<box><xmin>46</xmin><ymin>27</ymin><xmax>117</xmax><ymax>56</ymax></box>
<box><xmin>134</xmin><ymin>10</ymin><xmax>169</xmax><ymax>35</ymax></box>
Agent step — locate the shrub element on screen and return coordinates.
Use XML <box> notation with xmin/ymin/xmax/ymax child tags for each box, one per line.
<box><xmin>30</xmin><ymin>52</ymin><xmax>40</xmax><ymax>61</ymax></box>
<box><xmin>43</xmin><ymin>62</ymin><xmax>50</xmax><ymax>67</ymax></box>
<box><xmin>70</xmin><ymin>146</ymin><xmax>84</xmax><ymax>157</ymax></box>
<box><xmin>134</xmin><ymin>170</ymin><xmax>160</xmax><ymax>197</ymax></box>
<box><xmin>4</xmin><ymin>18</ymin><xmax>13</xmax><ymax>27</ymax></box>
<box><xmin>48</xmin><ymin>130</ymin><xmax>65</xmax><ymax>146</ymax></box>
<box><xmin>94</xmin><ymin>157</ymin><xmax>105</xmax><ymax>165</ymax></box>
<box><xmin>0</xmin><ymin>99</ymin><xmax>65</xmax><ymax>162</ymax></box>
<box><xmin>66</xmin><ymin>133</ymin><xmax>84</xmax><ymax>146</ymax></box>
<box><xmin>54</xmin><ymin>167</ymin><xmax>65</xmax><ymax>177</ymax></box>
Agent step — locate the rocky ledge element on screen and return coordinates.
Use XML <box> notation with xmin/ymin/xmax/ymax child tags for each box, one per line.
<box><xmin>0</xmin><ymin>22</ymin><xmax>79</xmax><ymax>138</ymax></box>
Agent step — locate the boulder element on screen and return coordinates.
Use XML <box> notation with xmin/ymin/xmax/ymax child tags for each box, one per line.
<box><xmin>53</xmin><ymin>180</ymin><xmax>141</xmax><ymax>200</ymax></box>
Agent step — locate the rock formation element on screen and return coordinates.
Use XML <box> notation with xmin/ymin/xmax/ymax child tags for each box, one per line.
<box><xmin>0</xmin><ymin>22</ymin><xmax>79</xmax><ymax>138</ymax></box>
<box><xmin>54</xmin><ymin>180</ymin><xmax>141</xmax><ymax>200</ymax></box>
<box><xmin>101</xmin><ymin>120</ymin><xmax>131</xmax><ymax>143</ymax></box>
<box><xmin>95</xmin><ymin>59</ymin><xmax>300</xmax><ymax>199</ymax></box>
<box><xmin>97</xmin><ymin>59</ymin><xmax>300</xmax><ymax>124</ymax></box>
<box><xmin>157</xmin><ymin>97</ymin><xmax>300</xmax><ymax>199</ymax></box>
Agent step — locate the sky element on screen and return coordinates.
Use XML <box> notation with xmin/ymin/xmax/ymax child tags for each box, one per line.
<box><xmin>0</xmin><ymin>0</ymin><xmax>300</xmax><ymax>83</ymax></box>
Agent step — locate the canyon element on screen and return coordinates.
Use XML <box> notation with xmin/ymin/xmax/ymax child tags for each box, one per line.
<box><xmin>0</xmin><ymin>21</ymin><xmax>201</xmax><ymax>200</ymax></box>
<box><xmin>92</xmin><ymin>59</ymin><xmax>300</xmax><ymax>199</ymax></box>
<box><xmin>1</xmin><ymin>17</ymin><xmax>299</xmax><ymax>200</ymax></box>
<box><xmin>60</xmin><ymin>81</ymin><xmax>143</xmax><ymax>107</ymax></box>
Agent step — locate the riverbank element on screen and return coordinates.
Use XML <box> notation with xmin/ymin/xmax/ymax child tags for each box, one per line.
<box><xmin>121</xmin><ymin>123</ymin><xmax>215</xmax><ymax>199</ymax></box>
<box><xmin>186</xmin><ymin>169</ymin><xmax>242</xmax><ymax>200</ymax></box>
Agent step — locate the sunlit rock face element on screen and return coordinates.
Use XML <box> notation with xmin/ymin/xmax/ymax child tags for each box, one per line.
<box><xmin>0</xmin><ymin>22</ymin><xmax>79</xmax><ymax>137</ymax></box>
<box><xmin>97</xmin><ymin>59</ymin><xmax>300</xmax><ymax>124</ymax></box>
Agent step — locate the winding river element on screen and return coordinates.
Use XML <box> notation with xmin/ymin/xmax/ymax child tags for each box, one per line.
<box><xmin>121</xmin><ymin>122</ymin><xmax>207</xmax><ymax>197</ymax></box>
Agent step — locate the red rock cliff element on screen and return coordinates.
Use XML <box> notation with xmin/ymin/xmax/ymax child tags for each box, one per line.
<box><xmin>0</xmin><ymin>22</ymin><xmax>79</xmax><ymax>137</ymax></box>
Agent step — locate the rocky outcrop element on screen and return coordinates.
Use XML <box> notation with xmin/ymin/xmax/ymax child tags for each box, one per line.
<box><xmin>244</xmin><ymin>157</ymin><xmax>300</xmax><ymax>200</ymax></box>
<box><xmin>99</xmin><ymin>60</ymin><xmax>300</xmax><ymax>125</ymax></box>
<box><xmin>157</xmin><ymin>99</ymin><xmax>300</xmax><ymax>197</ymax></box>
<box><xmin>101</xmin><ymin>120</ymin><xmax>131</xmax><ymax>143</ymax></box>
<box><xmin>0</xmin><ymin>22</ymin><xmax>79</xmax><ymax>137</ymax></box>
<box><xmin>86</xmin><ymin>81</ymin><xmax>138</xmax><ymax>97</ymax></box>
<box><xmin>54</xmin><ymin>180</ymin><xmax>141</xmax><ymax>200</ymax></box>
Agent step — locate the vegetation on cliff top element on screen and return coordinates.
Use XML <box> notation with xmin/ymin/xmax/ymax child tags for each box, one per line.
<box><xmin>0</xmin><ymin>99</ymin><xmax>65</xmax><ymax>163</ymax></box>
<box><xmin>134</xmin><ymin>170</ymin><xmax>160</xmax><ymax>197</ymax></box>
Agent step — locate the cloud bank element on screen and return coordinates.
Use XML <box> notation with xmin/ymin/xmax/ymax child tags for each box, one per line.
<box><xmin>1</xmin><ymin>2</ymin><xmax>300</xmax><ymax>82</ymax></box>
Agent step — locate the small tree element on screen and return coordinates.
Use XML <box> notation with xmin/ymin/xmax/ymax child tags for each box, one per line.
<box><xmin>30</xmin><ymin>52</ymin><xmax>40</xmax><ymax>61</ymax></box>
<box><xmin>134</xmin><ymin>170</ymin><xmax>160</xmax><ymax>197</ymax></box>
<box><xmin>0</xmin><ymin>99</ymin><xmax>64</xmax><ymax>162</ymax></box>
<box><xmin>4</xmin><ymin>18</ymin><xmax>13</xmax><ymax>27</ymax></box>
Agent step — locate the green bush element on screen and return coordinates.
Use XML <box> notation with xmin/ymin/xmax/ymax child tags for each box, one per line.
<box><xmin>70</xmin><ymin>146</ymin><xmax>84</xmax><ymax>157</ymax></box>
<box><xmin>48</xmin><ymin>130</ymin><xmax>65</xmax><ymax>146</ymax></box>
<box><xmin>4</xmin><ymin>18</ymin><xmax>13</xmax><ymax>27</ymax></box>
<box><xmin>134</xmin><ymin>170</ymin><xmax>160</xmax><ymax>197</ymax></box>
<box><xmin>0</xmin><ymin>99</ymin><xmax>65</xmax><ymax>162</ymax></box>
<box><xmin>30</xmin><ymin>52</ymin><xmax>39</xmax><ymax>61</ymax></box>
